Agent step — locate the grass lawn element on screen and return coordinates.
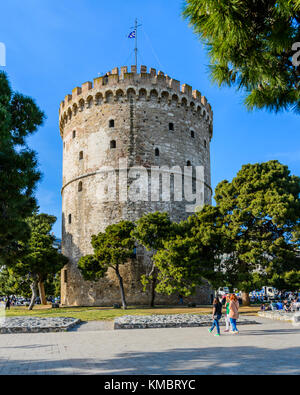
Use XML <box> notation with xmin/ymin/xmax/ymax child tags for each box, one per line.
<box><xmin>3</xmin><ymin>305</ymin><xmax>260</xmax><ymax>322</ymax></box>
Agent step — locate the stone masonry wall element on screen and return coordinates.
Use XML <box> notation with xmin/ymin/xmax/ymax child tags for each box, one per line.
<box><xmin>59</xmin><ymin>65</ymin><xmax>213</xmax><ymax>306</ymax></box>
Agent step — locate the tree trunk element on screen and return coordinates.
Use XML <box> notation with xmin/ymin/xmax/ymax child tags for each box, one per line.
<box><xmin>29</xmin><ymin>278</ymin><xmax>38</xmax><ymax>310</ymax></box>
<box><xmin>150</xmin><ymin>274</ymin><xmax>157</xmax><ymax>308</ymax></box>
<box><xmin>38</xmin><ymin>281</ymin><xmax>47</xmax><ymax>305</ymax></box>
<box><xmin>116</xmin><ymin>267</ymin><xmax>127</xmax><ymax>310</ymax></box>
<box><xmin>242</xmin><ymin>291</ymin><xmax>250</xmax><ymax>306</ymax></box>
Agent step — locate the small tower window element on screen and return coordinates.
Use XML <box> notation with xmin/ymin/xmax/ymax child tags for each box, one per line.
<box><xmin>64</xmin><ymin>270</ymin><xmax>68</xmax><ymax>283</ymax></box>
<box><xmin>110</xmin><ymin>140</ymin><xmax>116</xmax><ymax>149</ymax></box>
<box><xmin>204</xmin><ymin>139</ymin><xmax>207</xmax><ymax>148</ymax></box>
<box><xmin>132</xmin><ymin>247</ymin><xmax>137</xmax><ymax>259</ymax></box>
<box><xmin>191</xmin><ymin>130</ymin><xmax>195</xmax><ymax>138</ymax></box>
<box><xmin>155</xmin><ymin>148</ymin><xmax>160</xmax><ymax>157</ymax></box>
<box><xmin>78</xmin><ymin>181</ymin><xmax>83</xmax><ymax>192</ymax></box>
<box><xmin>73</xmin><ymin>130</ymin><xmax>76</xmax><ymax>139</ymax></box>
<box><xmin>68</xmin><ymin>214</ymin><xmax>72</xmax><ymax>224</ymax></box>
<box><xmin>186</xmin><ymin>160</ymin><xmax>192</xmax><ymax>167</ymax></box>
<box><xmin>79</xmin><ymin>151</ymin><xmax>83</xmax><ymax>160</ymax></box>
<box><xmin>63</xmin><ymin>142</ymin><xmax>66</xmax><ymax>149</ymax></box>
<box><xmin>169</xmin><ymin>122</ymin><xmax>174</xmax><ymax>131</ymax></box>
<box><xmin>109</xmin><ymin>119</ymin><xmax>115</xmax><ymax>128</ymax></box>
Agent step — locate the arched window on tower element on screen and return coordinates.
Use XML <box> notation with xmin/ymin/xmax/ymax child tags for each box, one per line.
<box><xmin>68</xmin><ymin>214</ymin><xmax>72</xmax><ymax>224</ymax></box>
<box><xmin>78</xmin><ymin>181</ymin><xmax>83</xmax><ymax>192</ymax></box>
<box><xmin>73</xmin><ymin>130</ymin><xmax>76</xmax><ymax>139</ymax></box>
<box><xmin>191</xmin><ymin>130</ymin><xmax>195</xmax><ymax>138</ymax></box>
<box><xmin>110</xmin><ymin>140</ymin><xmax>116</xmax><ymax>149</ymax></box>
<box><xmin>79</xmin><ymin>151</ymin><xmax>83</xmax><ymax>160</ymax></box>
<box><xmin>186</xmin><ymin>160</ymin><xmax>192</xmax><ymax>167</ymax></box>
<box><xmin>169</xmin><ymin>122</ymin><xmax>174</xmax><ymax>131</ymax></box>
<box><xmin>204</xmin><ymin>139</ymin><xmax>207</xmax><ymax>148</ymax></box>
<box><xmin>155</xmin><ymin>148</ymin><xmax>160</xmax><ymax>157</ymax></box>
<box><xmin>109</xmin><ymin>119</ymin><xmax>115</xmax><ymax>128</ymax></box>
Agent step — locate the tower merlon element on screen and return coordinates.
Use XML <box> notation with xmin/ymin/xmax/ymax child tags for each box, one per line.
<box><xmin>193</xmin><ymin>90</ymin><xmax>201</xmax><ymax>100</ymax></box>
<box><xmin>72</xmin><ymin>87</ymin><xmax>82</xmax><ymax>98</ymax></box>
<box><xmin>82</xmin><ymin>81</ymin><xmax>93</xmax><ymax>93</ymax></box>
<box><xmin>181</xmin><ymin>84</ymin><xmax>192</xmax><ymax>96</ymax></box>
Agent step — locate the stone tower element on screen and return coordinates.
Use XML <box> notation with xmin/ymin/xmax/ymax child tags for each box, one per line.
<box><xmin>59</xmin><ymin>65</ymin><xmax>213</xmax><ymax>306</ymax></box>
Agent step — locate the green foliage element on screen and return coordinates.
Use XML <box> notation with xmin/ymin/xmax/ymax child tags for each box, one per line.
<box><xmin>132</xmin><ymin>211</ymin><xmax>174</xmax><ymax>252</ymax></box>
<box><xmin>78</xmin><ymin>255</ymin><xmax>107</xmax><ymax>282</ymax></box>
<box><xmin>78</xmin><ymin>221</ymin><xmax>136</xmax><ymax>309</ymax></box>
<box><xmin>183</xmin><ymin>1</ymin><xmax>300</xmax><ymax>113</ymax></box>
<box><xmin>79</xmin><ymin>221</ymin><xmax>136</xmax><ymax>280</ymax></box>
<box><xmin>0</xmin><ymin>72</ymin><xmax>44</xmax><ymax>265</ymax></box>
<box><xmin>12</xmin><ymin>213</ymin><xmax>68</xmax><ymax>281</ymax></box>
<box><xmin>45</xmin><ymin>273</ymin><xmax>61</xmax><ymax>298</ymax></box>
<box><xmin>212</xmin><ymin>160</ymin><xmax>300</xmax><ymax>292</ymax></box>
<box><xmin>152</xmin><ymin>206</ymin><xmax>223</xmax><ymax>296</ymax></box>
<box><xmin>154</xmin><ymin>236</ymin><xmax>215</xmax><ymax>296</ymax></box>
<box><xmin>0</xmin><ymin>266</ymin><xmax>31</xmax><ymax>297</ymax></box>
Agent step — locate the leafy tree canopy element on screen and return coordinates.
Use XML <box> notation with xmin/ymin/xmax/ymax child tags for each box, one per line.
<box><xmin>0</xmin><ymin>72</ymin><xmax>44</xmax><ymax>264</ymax></box>
<box><xmin>183</xmin><ymin>0</ymin><xmax>300</xmax><ymax>113</ymax></box>
<box><xmin>11</xmin><ymin>213</ymin><xmax>67</xmax><ymax>309</ymax></box>
<box><xmin>78</xmin><ymin>221</ymin><xmax>136</xmax><ymax>309</ymax></box>
<box><xmin>213</xmin><ymin>160</ymin><xmax>300</xmax><ymax>299</ymax></box>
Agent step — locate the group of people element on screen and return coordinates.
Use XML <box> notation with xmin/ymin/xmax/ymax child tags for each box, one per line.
<box><xmin>261</xmin><ymin>298</ymin><xmax>300</xmax><ymax>312</ymax></box>
<box><xmin>209</xmin><ymin>294</ymin><xmax>240</xmax><ymax>337</ymax></box>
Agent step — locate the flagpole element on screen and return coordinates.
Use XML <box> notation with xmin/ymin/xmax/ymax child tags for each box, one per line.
<box><xmin>135</xmin><ymin>18</ymin><xmax>138</xmax><ymax>68</ymax></box>
<box><xmin>129</xmin><ymin>19</ymin><xmax>142</xmax><ymax>69</ymax></box>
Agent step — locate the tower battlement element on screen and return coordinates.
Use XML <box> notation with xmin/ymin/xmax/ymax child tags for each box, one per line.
<box><xmin>59</xmin><ymin>65</ymin><xmax>213</xmax><ymax>137</ymax></box>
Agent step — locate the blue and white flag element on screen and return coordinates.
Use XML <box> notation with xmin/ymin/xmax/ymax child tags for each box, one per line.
<box><xmin>128</xmin><ymin>30</ymin><xmax>136</xmax><ymax>39</ymax></box>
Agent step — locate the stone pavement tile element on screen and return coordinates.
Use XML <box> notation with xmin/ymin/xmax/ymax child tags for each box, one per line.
<box><xmin>0</xmin><ymin>317</ymin><xmax>299</xmax><ymax>375</ymax></box>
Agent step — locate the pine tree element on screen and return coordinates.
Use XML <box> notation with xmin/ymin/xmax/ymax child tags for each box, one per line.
<box><xmin>78</xmin><ymin>221</ymin><xmax>136</xmax><ymax>310</ymax></box>
<box><xmin>183</xmin><ymin>0</ymin><xmax>300</xmax><ymax>113</ymax></box>
<box><xmin>212</xmin><ymin>160</ymin><xmax>300</xmax><ymax>305</ymax></box>
<box><xmin>0</xmin><ymin>72</ymin><xmax>44</xmax><ymax>265</ymax></box>
<box><xmin>12</xmin><ymin>213</ymin><xmax>68</xmax><ymax>310</ymax></box>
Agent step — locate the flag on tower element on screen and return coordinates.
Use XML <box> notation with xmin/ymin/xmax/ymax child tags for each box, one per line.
<box><xmin>128</xmin><ymin>30</ymin><xmax>136</xmax><ymax>39</ymax></box>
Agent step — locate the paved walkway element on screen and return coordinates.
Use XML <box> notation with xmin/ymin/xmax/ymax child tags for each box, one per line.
<box><xmin>0</xmin><ymin>316</ymin><xmax>299</xmax><ymax>375</ymax></box>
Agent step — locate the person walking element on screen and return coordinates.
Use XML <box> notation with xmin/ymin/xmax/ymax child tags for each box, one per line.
<box><xmin>208</xmin><ymin>297</ymin><xmax>222</xmax><ymax>337</ymax></box>
<box><xmin>224</xmin><ymin>294</ymin><xmax>231</xmax><ymax>332</ymax></box>
<box><xmin>5</xmin><ymin>297</ymin><xmax>11</xmax><ymax>311</ymax></box>
<box><xmin>229</xmin><ymin>294</ymin><xmax>239</xmax><ymax>334</ymax></box>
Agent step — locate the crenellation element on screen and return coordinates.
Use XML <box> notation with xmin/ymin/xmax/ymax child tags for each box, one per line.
<box><xmin>120</xmin><ymin>66</ymin><xmax>128</xmax><ymax>76</ymax></box>
<box><xmin>65</xmin><ymin>94</ymin><xmax>72</xmax><ymax>103</ymax></box>
<box><xmin>170</xmin><ymin>78</ymin><xmax>180</xmax><ymax>91</ymax></box>
<box><xmin>193</xmin><ymin>90</ymin><xmax>201</xmax><ymax>100</ymax></box>
<box><xmin>150</xmin><ymin>68</ymin><xmax>156</xmax><ymax>76</ymax></box>
<box><xmin>93</xmin><ymin>77</ymin><xmax>103</xmax><ymax>88</ymax></box>
<box><xmin>156</xmin><ymin>73</ymin><xmax>167</xmax><ymax>86</ymax></box>
<box><xmin>72</xmin><ymin>87</ymin><xmax>82</xmax><ymax>97</ymax></box>
<box><xmin>108</xmin><ymin>74</ymin><xmax>119</xmax><ymax>85</ymax></box>
<box><xmin>181</xmin><ymin>84</ymin><xmax>192</xmax><ymax>96</ymax></box>
<box><xmin>59</xmin><ymin>66</ymin><xmax>214</xmax><ymax>129</ymax></box>
<box><xmin>140</xmin><ymin>65</ymin><xmax>147</xmax><ymax>73</ymax></box>
<box><xmin>81</xmin><ymin>81</ymin><xmax>93</xmax><ymax>93</ymax></box>
<box><xmin>201</xmin><ymin>96</ymin><xmax>207</xmax><ymax>106</ymax></box>
<box><xmin>123</xmin><ymin>72</ymin><xmax>135</xmax><ymax>82</ymax></box>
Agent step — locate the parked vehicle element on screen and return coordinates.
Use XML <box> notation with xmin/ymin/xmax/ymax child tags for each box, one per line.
<box><xmin>217</xmin><ymin>287</ymin><xmax>230</xmax><ymax>296</ymax></box>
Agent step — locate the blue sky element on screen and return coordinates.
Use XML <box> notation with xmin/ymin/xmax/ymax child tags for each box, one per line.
<box><xmin>1</xmin><ymin>0</ymin><xmax>299</xmax><ymax>237</ymax></box>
